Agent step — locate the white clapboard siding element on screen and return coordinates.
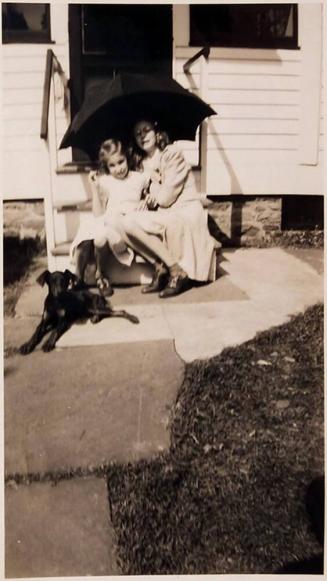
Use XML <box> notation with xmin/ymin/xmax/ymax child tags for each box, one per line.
<box><xmin>211</xmin><ymin>91</ymin><xmax>296</xmax><ymax>107</ymax></box>
<box><xmin>175</xmin><ymin>59</ymin><xmax>302</xmax><ymax>76</ymax></box>
<box><xmin>209</xmin><ymin>74</ymin><xmax>299</xmax><ymax>92</ymax></box>
<box><xmin>176</xmin><ymin>46</ymin><xmax>302</xmax><ymax>62</ymax></box>
<box><xmin>207</xmin><ymin>104</ymin><xmax>300</xmax><ymax>120</ymax></box>
<box><xmin>3</xmin><ymin>72</ymin><xmax>47</xmax><ymax>90</ymax></box>
<box><xmin>2</xmin><ymin>103</ymin><xmax>44</xmax><ymax>120</ymax></box>
<box><xmin>3</xmin><ymin>118</ymin><xmax>44</xmax><ymax>137</ymax></box>
<box><xmin>174</xmin><ymin>4</ymin><xmax>323</xmax><ymax>195</ymax></box>
<box><xmin>2</xmin><ymin>47</ymin><xmax>69</xmax><ymax>198</ymax></box>
<box><xmin>176</xmin><ymin>72</ymin><xmax>300</xmax><ymax>92</ymax></box>
<box><xmin>4</xmin><ymin>136</ymin><xmax>45</xmax><ymax>152</ymax></box>
<box><xmin>2</xmin><ymin>103</ymin><xmax>68</xmax><ymax>122</ymax></box>
<box><xmin>206</xmin><ymin>118</ymin><xmax>298</xmax><ymax>135</ymax></box>
<box><xmin>2</xmin><ymin>88</ymin><xmax>44</xmax><ymax>106</ymax></box>
<box><xmin>2</xmin><ymin>1</ymin><xmax>70</xmax><ymax>200</ymax></box>
<box><xmin>2</xmin><ymin>56</ymin><xmax>50</xmax><ymax>73</ymax></box>
<box><xmin>177</xmin><ymin>86</ymin><xmax>299</xmax><ymax>106</ymax></box>
<box><xmin>203</xmin><ymin>134</ymin><xmax>297</xmax><ymax>150</ymax></box>
<box><xmin>204</xmin><ymin>150</ymin><xmax>323</xmax><ymax>196</ymax></box>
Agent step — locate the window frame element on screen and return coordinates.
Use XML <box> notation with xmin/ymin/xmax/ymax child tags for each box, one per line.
<box><xmin>189</xmin><ymin>4</ymin><xmax>299</xmax><ymax>50</ymax></box>
<box><xmin>2</xmin><ymin>3</ymin><xmax>52</xmax><ymax>44</ymax></box>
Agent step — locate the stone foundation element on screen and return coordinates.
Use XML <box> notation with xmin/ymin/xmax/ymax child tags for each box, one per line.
<box><xmin>4</xmin><ymin>197</ymin><xmax>321</xmax><ymax>250</ymax></box>
<box><xmin>207</xmin><ymin>197</ymin><xmax>282</xmax><ymax>246</ymax></box>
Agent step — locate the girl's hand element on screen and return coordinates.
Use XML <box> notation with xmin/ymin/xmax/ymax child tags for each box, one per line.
<box><xmin>88</xmin><ymin>170</ymin><xmax>98</xmax><ymax>184</ymax></box>
<box><xmin>111</xmin><ymin>239</ymin><xmax>128</xmax><ymax>255</ymax></box>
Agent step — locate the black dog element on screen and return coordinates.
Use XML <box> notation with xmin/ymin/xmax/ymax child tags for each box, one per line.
<box><xmin>19</xmin><ymin>269</ymin><xmax>139</xmax><ymax>354</ymax></box>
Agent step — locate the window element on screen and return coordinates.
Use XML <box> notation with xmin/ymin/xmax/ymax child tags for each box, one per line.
<box><xmin>190</xmin><ymin>4</ymin><xmax>298</xmax><ymax>49</ymax></box>
<box><xmin>2</xmin><ymin>3</ymin><xmax>51</xmax><ymax>43</ymax></box>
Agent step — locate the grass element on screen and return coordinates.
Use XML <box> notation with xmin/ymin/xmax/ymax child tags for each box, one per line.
<box><xmin>107</xmin><ymin>303</ymin><xmax>324</xmax><ymax>575</ymax></box>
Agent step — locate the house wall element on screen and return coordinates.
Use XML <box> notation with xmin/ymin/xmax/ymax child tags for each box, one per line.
<box><xmin>1</xmin><ymin>3</ymin><xmax>324</xmax><ymax>201</ymax></box>
<box><xmin>2</xmin><ymin>4</ymin><xmax>70</xmax><ymax>200</ymax></box>
<box><xmin>173</xmin><ymin>3</ymin><xmax>324</xmax><ymax>196</ymax></box>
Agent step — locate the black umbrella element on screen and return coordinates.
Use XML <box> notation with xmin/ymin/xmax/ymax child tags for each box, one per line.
<box><xmin>60</xmin><ymin>72</ymin><xmax>216</xmax><ymax>159</ymax></box>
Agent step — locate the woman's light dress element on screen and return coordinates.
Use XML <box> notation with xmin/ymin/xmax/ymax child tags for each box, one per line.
<box><xmin>131</xmin><ymin>144</ymin><xmax>216</xmax><ymax>281</ymax></box>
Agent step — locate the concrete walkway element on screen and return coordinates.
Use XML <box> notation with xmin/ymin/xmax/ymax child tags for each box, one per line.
<box><xmin>14</xmin><ymin>248</ymin><xmax>324</xmax><ymax>362</ymax></box>
<box><xmin>4</xmin><ymin>247</ymin><xmax>324</xmax><ymax>577</ymax></box>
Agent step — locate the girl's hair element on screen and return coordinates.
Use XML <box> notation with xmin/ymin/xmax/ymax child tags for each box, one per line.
<box><xmin>98</xmin><ymin>138</ymin><xmax>128</xmax><ymax>174</ymax></box>
<box><xmin>129</xmin><ymin>120</ymin><xmax>171</xmax><ymax>171</ymax></box>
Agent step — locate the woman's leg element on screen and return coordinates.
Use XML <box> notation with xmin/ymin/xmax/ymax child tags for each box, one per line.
<box><xmin>94</xmin><ymin>236</ymin><xmax>113</xmax><ymax>296</ymax></box>
<box><xmin>122</xmin><ymin>216</ymin><xmax>176</xmax><ymax>268</ymax></box>
<box><xmin>122</xmin><ymin>215</ymin><xmax>189</xmax><ymax>295</ymax></box>
<box><xmin>75</xmin><ymin>240</ymin><xmax>94</xmax><ymax>282</ymax></box>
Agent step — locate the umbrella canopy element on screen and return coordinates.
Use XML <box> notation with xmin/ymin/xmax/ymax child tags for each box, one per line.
<box><xmin>60</xmin><ymin>72</ymin><xmax>216</xmax><ymax>159</ymax></box>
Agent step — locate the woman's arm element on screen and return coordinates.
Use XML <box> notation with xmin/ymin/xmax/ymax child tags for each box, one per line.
<box><xmin>89</xmin><ymin>171</ymin><xmax>107</xmax><ymax>217</ymax></box>
<box><xmin>151</xmin><ymin>146</ymin><xmax>190</xmax><ymax>208</ymax></box>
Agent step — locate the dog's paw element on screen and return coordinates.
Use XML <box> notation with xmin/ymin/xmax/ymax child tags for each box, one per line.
<box><xmin>91</xmin><ymin>315</ymin><xmax>101</xmax><ymax>324</ymax></box>
<box><xmin>129</xmin><ymin>315</ymin><xmax>139</xmax><ymax>324</ymax></box>
<box><xmin>42</xmin><ymin>340</ymin><xmax>56</xmax><ymax>352</ymax></box>
<box><xmin>19</xmin><ymin>342</ymin><xmax>34</xmax><ymax>355</ymax></box>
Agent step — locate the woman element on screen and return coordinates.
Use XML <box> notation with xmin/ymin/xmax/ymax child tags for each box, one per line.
<box><xmin>120</xmin><ymin>119</ymin><xmax>216</xmax><ymax>297</ymax></box>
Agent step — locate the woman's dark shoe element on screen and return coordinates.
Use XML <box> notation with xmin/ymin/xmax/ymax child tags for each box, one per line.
<box><xmin>141</xmin><ymin>264</ymin><xmax>169</xmax><ymax>294</ymax></box>
<box><xmin>159</xmin><ymin>274</ymin><xmax>190</xmax><ymax>298</ymax></box>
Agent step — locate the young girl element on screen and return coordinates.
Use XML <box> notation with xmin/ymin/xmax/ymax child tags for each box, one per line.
<box><xmin>71</xmin><ymin>139</ymin><xmax>149</xmax><ymax>296</ymax></box>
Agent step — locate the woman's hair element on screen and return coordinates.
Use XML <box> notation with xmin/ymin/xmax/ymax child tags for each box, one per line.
<box><xmin>129</xmin><ymin>120</ymin><xmax>171</xmax><ymax>171</ymax></box>
<box><xmin>98</xmin><ymin>138</ymin><xmax>128</xmax><ymax>174</ymax></box>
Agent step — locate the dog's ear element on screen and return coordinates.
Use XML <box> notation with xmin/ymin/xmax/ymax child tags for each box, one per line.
<box><xmin>64</xmin><ymin>269</ymin><xmax>78</xmax><ymax>288</ymax></box>
<box><xmin>36</xmin><ymin>270</ymin><xmax>50</xmax><ymax>287</ymax></box>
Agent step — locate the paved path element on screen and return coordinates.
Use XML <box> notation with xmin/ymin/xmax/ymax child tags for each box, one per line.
<box><xmin>17</xmin><ymin>248</ymin><xmax>323</xmax><ymax>361</ymax></box>
<box><xmin>4</xmin><ymin>247</ymin><xmax>324</xmax><ymax>577</ymax></box>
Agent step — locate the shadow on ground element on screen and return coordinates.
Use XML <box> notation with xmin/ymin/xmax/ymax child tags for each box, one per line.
<box><xmin>107</xmin><ymin>304</ymin><xmax>324</xmax><ymax>575</ymax></box>
<box><xmin>4</xmin><ymin>236</ymin><xmax>45</xmax><ymax>286</ymax></box>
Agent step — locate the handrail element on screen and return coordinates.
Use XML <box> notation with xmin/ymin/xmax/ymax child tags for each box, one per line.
<box><xmin>40</xmin><ymin>49</ymin><xmax>53</xmax><ymax>139</ymax></box>
<box><xmin>40</xmin><ymin>49</ymin><xmax>69</xmax><ymax>140</ymax></box>
<box><xmin>183</xmin><ymin>45</ymin><xmax>210</xmax><ymax>74</ymax></box>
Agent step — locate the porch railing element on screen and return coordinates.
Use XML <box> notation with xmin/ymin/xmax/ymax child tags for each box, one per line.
<box><xmin>183</xmin><ymin>46</ymin><xmax>211</xmax><ymax>190</ymax></box>
<box><xmin>40</xmin><ymin>49</ymin><xmax>69</xmax><ymax>140</ymax></box>
<box><xmin>183</xmin><ymin>45</ymin><xmax>210</xmax><ymax>75</ymax></box>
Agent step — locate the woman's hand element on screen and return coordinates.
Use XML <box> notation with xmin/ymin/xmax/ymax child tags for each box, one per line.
<box><xmin>137</xmin><ymin>194</ymin><xmax>158</xmax><ymax>211</ymax></box>
<box><xmin>146</xmin><ymin>193</ymin><xmax>159</xmax><ymax>210</ymax></box>
<box><xmin>150</xmin><ymin>169</ymin><xmax>161</xmax><ymax>183</ymax></box>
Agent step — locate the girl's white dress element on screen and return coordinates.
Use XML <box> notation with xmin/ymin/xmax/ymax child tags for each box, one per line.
<box><xmin>129</xmin><ymin>144</ymin><xmax>216</xmax><ymax>281</ymax></box>
<box><xmin>70</xmin><ymin>170</ymin><xmax>148</xmax><ymax>266</ymax></box>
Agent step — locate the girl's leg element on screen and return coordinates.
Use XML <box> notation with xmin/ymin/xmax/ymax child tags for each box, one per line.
<box><xmin>75</xmin><ymin>240</ymin><xmax>93</xmax><ymax>282</ymax></box>
<box><xmin>94</xmin><ymin>236</ymin><xmax>113</xmax><ymax>297</ymax></box>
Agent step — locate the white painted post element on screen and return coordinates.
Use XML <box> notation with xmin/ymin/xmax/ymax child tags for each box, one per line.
<box><xmin>299</xmin><ymin>4</ymin><xmax>323</xmax><ymax>165</ymax></box>
<box><xmin>43</xmin><ymin>71</ymin><xmax>58</xmax><ymax>269</ymax></box>
<box><xmin>200</xmin><ymin>54</ymin><xmax>209</xmax><ymax>192</ymax></box>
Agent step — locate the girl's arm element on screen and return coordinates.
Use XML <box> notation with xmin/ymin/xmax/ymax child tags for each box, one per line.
<box><xmin>150</xmin><ymin>146</ymin><xmax>189</xmax><ymax>208</ymax></box>
<box><xmin>88</xmin><ymin>171</ymin><xmax>107</xmax><ymax>217</ymax></box>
